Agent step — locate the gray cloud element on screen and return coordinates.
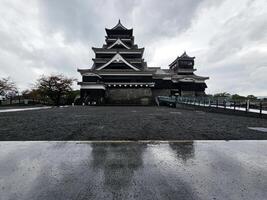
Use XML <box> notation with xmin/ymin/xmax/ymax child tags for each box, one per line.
<box><xmin>38</xmin><ymin>0</ymin><xmax>101</xmax><ymax>44</ymax></box>
<box><xmin>207</xmin><ymin>4</ymin><xmax>267</xmax><ymax>63</ymax></box>
<box><xmin>0</xmin><ymin>0</ymin><xmax>266</xmax><ymax>96</ymax></box>
<box><xmin>38</xmin><ymin>0</ymin><xmax>219</xmax><ymax>44</ymax></box>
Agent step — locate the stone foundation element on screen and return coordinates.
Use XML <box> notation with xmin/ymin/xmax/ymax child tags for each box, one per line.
<box><xmin>152</xmin><ymin>89</ymin><xmax>171</xmax><ymax>97</ymax></box>
<box><xmin>80</xmin><ymin>88</ymin><xmax>206</xmax><ymax>105</ymax></box>
<box><xmin>195</xmin><ymin>91</ymin><xmax>206</xmax><ymax>96</ymax></box>
<box><xmin>181</xmin><ymin>91</ymin><xmax>196</xmax><ymax>97</ymax></box>
<box><xmin>106</xmin><ymin>88</ymin><xmax>152</xmax><ymax>105</ymax></box>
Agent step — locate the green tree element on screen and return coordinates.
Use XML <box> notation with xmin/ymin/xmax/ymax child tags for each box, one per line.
<box><xmin>247</xmin><ymin>95</ymin><xmax>257</xmax><ymax>101</ymax></box>
<box><xmin>35</xmin><ymin>74</ymin><xmax>76</xmax><ymax>106</ymax></box>
<box><xmin>231</xmin><ymin>94</ymin><xmax>246</xmax><ymax>101</ymax></box>
<box><xmin>64</xmin><ymin>90</ymin><xmax>80</xmax><ymax>105</ymax></box>
<box><xmin>22</xmin><ymin>88</ymin><xmax>46</xmax><ymax>104</ymax></box>
<box><xmin>213</xmin><ymin>92</ymin><xmax>231</xmax><ymax>97</ymax></box>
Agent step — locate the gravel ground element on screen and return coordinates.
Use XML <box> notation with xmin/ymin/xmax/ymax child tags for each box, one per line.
<box><xmin>0</xmin><ymin>106</ymin><xmax>267</xmax><ymax>140</ymax></box>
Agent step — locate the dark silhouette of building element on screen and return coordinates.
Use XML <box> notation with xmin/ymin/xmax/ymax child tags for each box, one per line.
<box><xmin>78</xmin><ymin>20</ymin><xmax>209</xmax><ymax>105</ymax></box>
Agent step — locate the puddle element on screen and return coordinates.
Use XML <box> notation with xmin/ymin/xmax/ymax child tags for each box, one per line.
<box><xmin>248</xmin><ymin>127</ymin><xmax>267</xmax><ymax>132</ymax></box>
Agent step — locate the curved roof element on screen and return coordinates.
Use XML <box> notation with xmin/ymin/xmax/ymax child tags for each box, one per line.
<box><xmin>105</xmin><ymin>20</ymin><xmax>133</xmax><ymax>36</ymax></box>
<box><xmin>169</xmin><ymin>51</ymin><xmax>195</xmax><ymax>67</ymax></box>
<box><xmin>112</xmin><ymin>19</ymin><xmax>128</xmax><ymax>30</ymax></box>
<box><xmin>105</xmin><ymin>20</ymin><xmax>131</xmax><ymax>30</ymax></box>
<box><xmin>105</xmin><ymin>29</ymin><xmax>133</xmax><ymax>36</ymax></box>
<box><xmin>92</xmin><ymin>47</ymin><xmax>144</xmax><ymax>55</ymax></box>
<box><xmin>180</xmin><ymin>51</ymin><xmax>195</xmax><ymax>59</ymax></box>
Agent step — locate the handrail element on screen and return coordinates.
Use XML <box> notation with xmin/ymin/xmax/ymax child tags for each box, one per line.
<box><xmin>157</xmin><ymin>96</ymin><xmax>267</xmax><ymax>115</ymax></box>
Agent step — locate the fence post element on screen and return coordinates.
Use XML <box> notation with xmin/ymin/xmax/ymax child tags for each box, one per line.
<box><xmin>246</xmin><ymin>100</ymin><xmax>250</xmax><ymax>112</ymax></box>
<box><xmin>234</xmin><ymin>101</ymin><xmax>236</xmax><ymax>110</ymax></box>
<box><xmin>260</xmin><ymin>101</ymin><xmax>262</xmax><ymax>115</ymax></box>
<box><xmin>216</xmin><ymin>99</ymin><xmax>218</xmax><ymax>108</ymax></box>
<box><xmin>224</xmin><ymin>100</ymin><xmax>226</xmax><ymax>109</ymax></box>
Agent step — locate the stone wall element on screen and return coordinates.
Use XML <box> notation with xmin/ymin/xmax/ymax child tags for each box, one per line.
<box><xmin>195</xmin><ymin>91</ymin><xmax>206</xmax><ymax>96</ymax></box>
<box><xmin>152</xmin><ymin>89</ymin><xmax>171</xmax><ymax>98</ymax></box>
<box><xmin>106</xmin><ymin>88</ymin><xmax>152</xmax><ymax>105</ymax></box>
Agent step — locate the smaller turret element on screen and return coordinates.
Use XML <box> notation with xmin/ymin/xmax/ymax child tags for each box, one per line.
<box><xmin>169</xmin><ymin>51</ymin><xmax>196</xmax><ymax>75</ymax></box>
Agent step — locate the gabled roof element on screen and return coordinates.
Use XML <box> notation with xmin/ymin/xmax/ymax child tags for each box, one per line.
<box><xmin>107</xmin><ymin>38</ymin><xmax>130</xmax><ymax>49</ymax></box>
<box><xmin>96</xmin><ymin>53</ymin><xmax>140</xmax><ymax>71</ymax></box>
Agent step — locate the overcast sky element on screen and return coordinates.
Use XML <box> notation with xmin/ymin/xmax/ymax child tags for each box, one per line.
<box><xmin>0</xmin><ymin>0</ymin><xmax>267</xmax><ymax>96</ymax></box>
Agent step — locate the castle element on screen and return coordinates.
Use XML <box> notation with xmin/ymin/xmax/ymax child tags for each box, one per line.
<box><xmin>78</xmin><ymin>20</ymin><xmax>209</xmax><ymax>105</ymax></box>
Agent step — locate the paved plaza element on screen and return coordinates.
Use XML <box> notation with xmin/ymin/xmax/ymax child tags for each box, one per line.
<box><xmin>0</xmin><ymin>106</ymin><xmax>267</xmax><ymax>140</ymax></box>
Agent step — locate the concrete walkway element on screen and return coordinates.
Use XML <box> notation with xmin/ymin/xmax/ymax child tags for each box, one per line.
<box><xmin>0</xmin><ymin>106</ymin><xmax>51</xmax><ymax>113</ymax></box>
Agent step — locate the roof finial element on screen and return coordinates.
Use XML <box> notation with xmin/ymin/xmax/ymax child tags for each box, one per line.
<box><xmin>111</xmin><ymin>19</ymin><xmax>127</xmax><ymax>30</ymax></box>
<box><xmin>181</xmin><ymin>51</ymin><xmax>187</xmax><ymax>57</ymax></box>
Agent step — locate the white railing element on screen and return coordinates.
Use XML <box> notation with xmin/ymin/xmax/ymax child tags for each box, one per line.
<box><xmin>158</xmin><ymin>96</ymin><xmax>267</xmax><ymax>115</ymax></box>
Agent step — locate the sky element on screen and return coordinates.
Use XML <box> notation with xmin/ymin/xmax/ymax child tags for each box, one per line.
<box><xmin>0</xmin><ymin>0</ymin><xmax>267</xmax><ymax>96</ymax></box>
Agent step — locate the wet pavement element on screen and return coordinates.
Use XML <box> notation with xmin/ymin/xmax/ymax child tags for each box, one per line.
<box><xmin>0</xmin><ymin>141</ymin><xmax>267</xmax><ymax>200</ymax></box>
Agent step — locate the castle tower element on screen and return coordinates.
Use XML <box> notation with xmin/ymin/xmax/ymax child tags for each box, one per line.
<box><xmin>77</xmin><ymin>21</ymin><xmax>209</xmax><ymax>105</ymax></box>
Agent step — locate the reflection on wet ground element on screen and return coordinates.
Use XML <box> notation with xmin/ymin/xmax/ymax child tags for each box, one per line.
<box><xmin>0</xmin><ymin>141</ymin><xmax>267</xmax><ymax>200</ymax></box>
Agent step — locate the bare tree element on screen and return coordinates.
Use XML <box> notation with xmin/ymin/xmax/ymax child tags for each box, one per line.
<box><xmin>35</xmin><ymin>74</ymin><xmax>76</xmax><ymax>106</ymax></box>
<box><xmin>0</xmin><ymin>77</ymin><xmax>18</xmax><ymax>98</ymax></box>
